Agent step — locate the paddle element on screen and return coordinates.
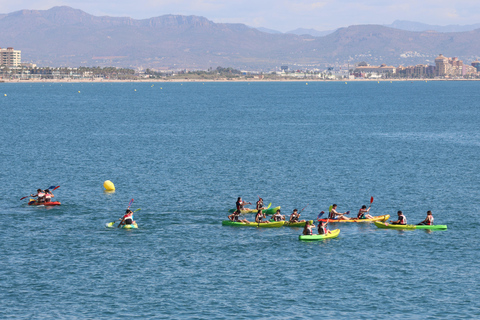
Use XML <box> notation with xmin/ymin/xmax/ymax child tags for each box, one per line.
<box><xmin>317</xmin><ymin>211</ymin><xmax>325</xmax><ymax>221</ymax></box>
<box><xmin>300</xmin><ymin>204</ymin><xmax>309</xmax><ymax>213</ymax></box>
<box><xmin>20</xmin><ymin>185</ymin><xmax>59</xmax><ymax>200</ymax></box>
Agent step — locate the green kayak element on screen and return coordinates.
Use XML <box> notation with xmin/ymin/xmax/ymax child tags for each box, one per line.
<box><xmin>106</xmin><ymin>221</ymin><xmax>138</xmax><ymax>229</ymax></box>
<box><xmin>222</xmin><ymin>220</ymin><xmax>285</xmax><ymax>228</ymax></box>
<box><xmin>228</xmin><ymin>204</ymin><xmax>281</xmax><ymax>215</ymax></box>
<box><xmin>299</xmin><ymin>229</ymin><xmax>340</xmax><ymax>241</ymax></box>
<box><xmin>374</xmin><ymin>222</ymin><xmax>447</xmax><ymax>230</ymax></box>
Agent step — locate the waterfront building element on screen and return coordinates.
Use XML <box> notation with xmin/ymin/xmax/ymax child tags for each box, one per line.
<box><xmin>0</xmin><ymin>47</ymin><xmax>21</xmax><ymax>67</ymax></box>
<box><xmin>353</xmin><ymin>63</ymin><xmax>396</xmax><ymax>78</ymax></box>
<box><xmin>472</xmin><ymin>60</ymin><xmax>480</xmax><ymax>72</ymax></box>
<box><xmin>435</xmin><ymin>54</ymin><xmax>448</xmax><ymax>76</ymax></box>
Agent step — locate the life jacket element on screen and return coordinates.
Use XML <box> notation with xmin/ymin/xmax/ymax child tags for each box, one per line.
<box><xmin>328</xmin><ymin>210</ymin><xmax>336</xmax><ymax>219</ymax></box>
<box><xmin>318</xmin><ymin>225</ymin><xmax>326</xmax><ymax>234</ymax></box>
<box><xmin>426</xmin><ymin>215</ymin><xmax>433</xmax><ymax>225</ymax></box>
<box><xmin>123</xmin><ymin>213</ymin><xmax>133</xmax><ymax>222</ymax></box>
<box><xmin>256</xmin><ymin>200</ymin><xmax>263</xmax><ymax>210</ymax></box>
<box><xmin>399</xmin><ymin>214</ymin><xmax>407</xmax><ymax>225</ymax></box>
<box><xmin>255</xmin><ymin>213</ymin><xmax>263</xmax><ymax>222</ymax></box>
<box><xmin>357</xmin><ymin>209</ymin><xmax>366</xmax><ymax>219</ymax></box>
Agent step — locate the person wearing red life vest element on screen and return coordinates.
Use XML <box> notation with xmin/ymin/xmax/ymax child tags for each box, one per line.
<box><xmin>118</xmin><ymin>209</ymin><xmax>135</xmax><ymax>228</ymax></box>
<box><xmin>44</xmin><ymin>189</ymin><xmax>54</xmax><ymax>203</ymax></box>
<box><xmin>30</xmin><ymin>189</ymin><xmax>46</xmax><ymax>204</ymax></box>
<box><xmin>318</xmin><ymin>220</ymin><xmax>332</xmax><ymax>235</ymax></box>
<box><xmin>417</xmin><ymin>211</ymin><xmax>434</xmax><ymax>225</ymax></box>
<box><xmin>390</xmin><ymin>211</ymin><xmax>407</xmax><ymax>225</ymax></box>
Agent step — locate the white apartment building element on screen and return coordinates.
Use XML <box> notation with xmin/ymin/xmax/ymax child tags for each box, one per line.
<box><xmin>0</xmin><ymin>47</ymin><xmax>21</xmax><ymax>67</ymax></box>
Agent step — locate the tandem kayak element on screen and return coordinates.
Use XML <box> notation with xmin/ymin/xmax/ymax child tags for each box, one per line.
<box><xmin>28</xmin><ymin>200</ymin><xmax>61</xmax><ymax>206</ymax></box>
<box><xmin>299</xmin><ymin>229</ymin><xmax>340</xmax><ymax>241</ymax></box>
<box><xmin>222</xmin><ymin>220</ymin><xmax>285</xmax><ymax>228</ymax></box>
<box><xmin>228</xmin><ymin>204</ymin><xmax>281</xmax><ymax>215</ymax></box>
<box><xmin>374</xmin><ymin>222</ymin><xmax>447</xmax><ymax>230</ymax></box>
<box><xmin>318</xmin><ymin>215</ymin><xmax>389</xmax><ymax>223</ymax></box>
<box><xmin>106</xmin><ymin>221</ymin><xmax>138</xmax><ymax>229</ymax></box>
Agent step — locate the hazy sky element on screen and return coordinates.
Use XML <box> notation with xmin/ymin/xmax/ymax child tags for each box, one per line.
<box><xmin>2</xmin><ymin>0</ymin><xmax>480</xmax><ymax>32</ymax></box>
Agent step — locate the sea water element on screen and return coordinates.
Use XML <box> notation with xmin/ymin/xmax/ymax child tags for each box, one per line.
<box><xmin>0</xmin><ymin>81</ymin><xmax>479</xmax><ymax>319</ymax></box>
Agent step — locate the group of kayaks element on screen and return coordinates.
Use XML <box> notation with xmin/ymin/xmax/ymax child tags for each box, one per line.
<box><xmin>223</xmin><ymin>206</ymin><xmax>448</xmax><ymax>241</ymax></box>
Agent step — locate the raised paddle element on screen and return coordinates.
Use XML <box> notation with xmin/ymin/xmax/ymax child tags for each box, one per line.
<box><xmin>299</xmin><ymin>204</ymin><xmax>309</xmax><ymax>213</ymax></box>
<box><xmin>20</xmin><ymin>185</ymin><xmax>59</xmax><ymax>200</ymax></box>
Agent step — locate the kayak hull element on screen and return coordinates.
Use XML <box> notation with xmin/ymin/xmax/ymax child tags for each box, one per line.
<box><xmin>228</xmin><ymin>206</ymin><xmax>280</xmax><ymax>215</ymax></box>
<box><xmin>222</xmin><ymin>220</ymin><xmax>285</xmax><ymax>228</ymax></box>
<box><xmin>318</xmin><ymin>215</ymin><xmax>389</xmax><ymax>223</ymax></box>
<box><xmin>28</xmin><ymin>201</ymin><xmax>61</xmax><ymax>206</ymax></box>
<box><xmin>299</xmin><ymin>229</ymin><xmax>340</xmax><ymax>241</ymax></box>
<box><xmin>284</xmin><ymin>220</ymin><xmax>314</xmax><ymax>227</ymax></box>
<box><xmin>106</xmin><ymin>222</ymin><xmax>138</xmax><ymax>229</ymax></box>
<box><xmin>374</xmin><ymin>222</ymin><xmax>447</xmax><ymax>230</ymax></box>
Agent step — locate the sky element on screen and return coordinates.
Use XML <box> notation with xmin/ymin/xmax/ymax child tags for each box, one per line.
<box><xmin>2</xmin><ymin>0</ymin><xmax>480</xmax><ymax>32</ymax></box>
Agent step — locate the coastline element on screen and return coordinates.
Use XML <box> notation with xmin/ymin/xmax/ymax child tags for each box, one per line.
<box><xmin>1</xmin><ymin>78</ymin><xmax>479</xmax><ymax>83</ymax></box>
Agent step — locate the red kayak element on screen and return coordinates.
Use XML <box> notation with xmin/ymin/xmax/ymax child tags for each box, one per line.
<box><xmin>28</xmin><ymin>201</ymin><xmax>61</xmax><ymax>206</ymax></box>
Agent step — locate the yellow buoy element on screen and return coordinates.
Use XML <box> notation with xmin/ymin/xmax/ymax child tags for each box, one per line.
<box><xmin>134</xmin><ymin>89</ymin><xmax>137</xmax><ymax>91</ymax></box>
<box><xmin>103</xmin><ymin>180</ymin><xmax>115</xmax><ymax>191</ymax></box>
<box><xmin>4</xmin><ymin>94</ymin><xmax>6</xmax><ymax>97</ymax></box>
<box><xmin>345</xmin><ymin>82</ymin><xmax>347</xmax><ymax>84</ymax></box>
<box><xmin>78</xmin><ymin>91</ymin><xmax>81</xmax><ymax>93</ymax></box>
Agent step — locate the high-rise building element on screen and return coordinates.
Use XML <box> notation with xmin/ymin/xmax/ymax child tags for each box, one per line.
<box><xmin>435</xmin><ymin>54</ymin><xmax>448</xmax><ymax>76</ymax></box>
<box><xmin>0</xmin><ymin>47</ymin><xmax>21</xmax><ymax>67</ymax></box>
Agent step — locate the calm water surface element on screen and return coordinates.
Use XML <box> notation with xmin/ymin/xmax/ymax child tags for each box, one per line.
<box><xmin>0</xmin><ymin>81</ymin><xmax>479</xmax><ymax>319</ymax></box>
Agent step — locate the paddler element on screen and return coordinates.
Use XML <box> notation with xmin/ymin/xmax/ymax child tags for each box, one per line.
<box><xmin>417</xmin><ymin>211</ymin><xmax>434</xmax><ymax>225</ymax></box>
<box><xmin>44</xmin><ymin>189</ymin><xmax>54</xmax><ymax>203</ymax></box>
<box><xmin>302</xmin><ymin>220</ymin><xmax>315</xmax><ymax>235</ymax></box>
<box><xmin>357</xmin><ymin>205</ymin><xmax>373</xmax><ymax>219</ymax></box>
<box><xmin>30</xmin><ymin>189</ymin><xmax>46</xmax><ymax>204</ymax></box>
<box><xmin>236</xmin><ymin>197</ymin><xmax>251</xmax><ymax>212</ymax></box>
<box><xmin>289</xmin><ymin>209</ymin><xmax>306</xmax><ymax>223</ymax></box>
<box><xmin>255</xmin><ymin>209</ymin><xmax>270</xmax><ymax>223</ymax></box>
<box><xmin>390</xmin><ymin>210</ymin><xmax>407</xmax><ymax>225</ymax></box>
<box><xmin>118</xmin><ymin>209</ymin><xmax>136</xmax><ymax>228</ymax></box>
<box><xmin>318</xmin><ymin>220</ymin><xmax>332</xmax><ymax>235</ymax></box>
<box><xmin>329</xmin><ymin>204</ymin><xmax>350</xmax><ymax>220</ymax></box>
<box><xmin>228</xmin><ymin>210</ymin><xmax>250</xmax><ymax>223</ymax></box>
<box><xmin>256</xmin><ymin>197</ymin><xmax>266</xmax><ymax>211</ymax></box>
<box><xmin>271</xmin><ymin>209</ymin><xmax>285</xmax><ymax>222</ymax></box>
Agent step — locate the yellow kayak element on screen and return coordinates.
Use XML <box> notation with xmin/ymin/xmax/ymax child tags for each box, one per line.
<box><xmin>318</xmin><ymin>215</ymin><xmax>390</xmax><ymax>223</ymax></box>
<box><xmin>222</xmin><ymin>220</ymin><xmax>285</xmax><ymax>228</ymax></box>
<box><xmin>299</xmin><ymin>229</ymin><xmax>340</xmax><ymax>241</ymax></box>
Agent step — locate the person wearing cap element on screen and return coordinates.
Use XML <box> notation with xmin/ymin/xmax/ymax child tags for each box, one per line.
<box><xmin>118</xmin><ymin>209</ymin><xmax>136</xmax><ymax>228</ymax></box>
<box><xmin>289</xmin><ymin>209</ymin><xmax>306</xmax><ymax>223</ymax></box>
<box><xmin>30</xmin><ymin>189</ymin><xmax>46</xmax><ymax>204</ymax></box>
<box><xmin>271</xmin><ymin>209</ymin><xmax>285</xmax><ymax>221</ymax></box>
<box><xmin>390</xmin><ymin>211</ymin><xmax>407</xmax><ymax>225</ymax></box>
<box><xmin>329</xmin><ymin>204</ymin><xmax>350</xmax><ymax>220</ymax></box>
<box><xmin>417</xmin><ymin>211</ymin><xmax>434</xmax><ymax>225</ymax></box>
<box><xmin>318</xmin><ymin>220</ymin><xmax>332</xmax><ymax>235</ymax></box>
<box><xmin>357</xmin><ymin>205</ymin><xmax>373</xmax><ymax>219</ymax></box>
<box><xmin>255</xmin><ymin>209</ymin><xmax>270</xmax><ymax>223</ymax></box>
<box><xmin>302</xmin><ymin>220</ymin><xmax>315</xmax><ymax>235</ymax></box>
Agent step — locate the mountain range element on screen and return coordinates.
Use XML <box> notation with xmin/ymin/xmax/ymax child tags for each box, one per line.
<box><xmin>1</xmin><ymin>6</ymin><xmax>479</xmax><ymax>70</ymax></box>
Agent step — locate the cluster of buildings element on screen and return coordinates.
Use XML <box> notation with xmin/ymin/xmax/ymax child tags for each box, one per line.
<box><xmin>353</xmin><ymin>54</ymin><xmax>480</xmax><ymax>79</ymax></box>
<box><xmin>2</xmin><ymin>46</ymin><xmax>480</xmax><ymax>80</ymax></box>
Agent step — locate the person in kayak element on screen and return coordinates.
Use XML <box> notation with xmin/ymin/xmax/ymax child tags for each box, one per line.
<box><xmin>44</xmin><ymin>189</ymin><xmax>54</xmax><ymax>203</ymax></box>
<box><xmin>302</xmin><ymin>220</ymin><xmax>315</xmax><ymax>235</ymax></box>
<box><xmin>417</xmin><ymin>211</ymin><xmax>434</xmax><ymax>225</ymax></box>
<box><xmin>272</xmin><ymin>209</ymin><xmax>285</xmax><ymax>222</ymax></box>
<box><xmin>318</xmin><ymin>221</ymin><xmax>332</xmax><ymax>235</ymax></box>
<box><xmin>118</xmin><ymin>209</ymin><xmax>136</xmax><ymax>228</ymax></box>
<box><xmin>289</xmin><ymin>209</ymin><xmax>306</xmax><ymax>223</ymax></box>
<box><xmin>236</xmin><ymin>197</ymin><xmax>251</xmax><ymax>212</ymax></box>
<box><xmin>390</xmin><ymin>211</ymin><xmax>407</xmax><ymax>225</ymax></box>
<box><xmin>30</xmin><ymin>189</ymin><xmax>46</xmax><ymax>203</ymax></box>
<box><xmin>228</xmin><ymin>210</ymin><xmax>250</xmax><ymax>223</ymax></box>
<box><xmin>329</xmin><ymin>204</ymin><xmax>350</xmax><ymax>220</ymax></box>
<box><xmin>256</xmin><ymin>197</ymin><xmax>266</xmax><ymax>211</ymax></box>
<box><xmin>357</xmin><ymin>205</ymin><xmax>373</xmax><ymax>219</ymax></box>
<box><xmin>255</xmin><ymin>209</ymin><xmax>270</xmax><ymax>223</ymax></box>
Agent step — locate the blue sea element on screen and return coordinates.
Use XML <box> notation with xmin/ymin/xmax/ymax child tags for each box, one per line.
<box><xmin>1</xmin><ymin>81</ymin><xmax>479</xmax><ymax>319</ymax></box>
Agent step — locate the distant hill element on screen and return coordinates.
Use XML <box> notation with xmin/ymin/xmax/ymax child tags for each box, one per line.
<box><xmin>1</xmin><ymin>7</ymin><xmax>479</xmax><ymax>69</ymax></box>
<box><xmin>286</xmin><ymin>28</ymin><xmax>335</xmax><ymax>37</ymax></box>
<box><xmin>254</xmin><ymin>27</ymin><xmax>282</xmax><ymax>34</ymax></box>
<box><xmin>386</xmin><ymin>20</ymin><xmax>480</xmax><ymax>33</ymax></box>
